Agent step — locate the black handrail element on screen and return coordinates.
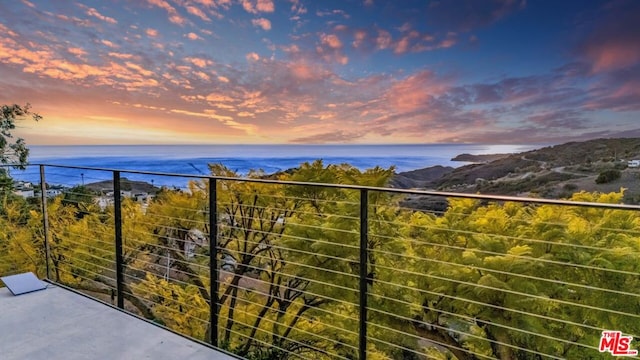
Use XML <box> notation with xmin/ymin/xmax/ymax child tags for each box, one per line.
<box><xmin>20</xmin><ymin>162</ymin><xmax>640</xmax><ymax>210</ymax></box>
<box><xmin>3</xmin><ymin>162</ymin><xmax>640</xmax><ymax>360</ymax></box>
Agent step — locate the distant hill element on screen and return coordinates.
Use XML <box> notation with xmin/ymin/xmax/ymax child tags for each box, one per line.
<box><xmin>392</xmin><ymin>138</ymin><xmax>640</xmax><ymax>204</ymax></box>
<box><xmin>84</xmin><ymin>177</ymin><xmax>159</xmax><ymax>194</ymax></box>
<box><xmin>389</xmin><ymin>165</ymin><xmax>454</xmax><ymax>188</ymax></box>
<box><xmin>450</xmin><ymin>153</ymin><xmax>511</xmax><ymax>163</ymax></box>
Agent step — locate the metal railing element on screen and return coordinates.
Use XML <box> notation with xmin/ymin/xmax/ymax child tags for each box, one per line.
<box><xmin>1</xmin><ymin>163</ymin><xmax>640</xmax><ymax>359</ymax></box>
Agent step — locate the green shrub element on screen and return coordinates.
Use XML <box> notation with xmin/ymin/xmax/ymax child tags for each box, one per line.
<box><xmin>595</xmin><ymin>169</ymin><xmax>621</xmax><ymax>184</ymax></box>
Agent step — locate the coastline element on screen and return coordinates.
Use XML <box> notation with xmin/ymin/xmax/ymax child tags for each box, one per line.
<box><xmin>15</xmin><ymin>143</ymin><xmax>536</xmax><ymax>191</ymax></box>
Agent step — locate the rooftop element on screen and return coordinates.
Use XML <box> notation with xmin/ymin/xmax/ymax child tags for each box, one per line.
<box><xmin>0</xmin><ymin>284</ymin><xmax>235</xmax><ymax>360</ymax></box>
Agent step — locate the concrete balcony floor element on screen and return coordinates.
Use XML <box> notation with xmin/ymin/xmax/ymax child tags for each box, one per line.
<box><xmin>0</xmin><ymin>284</ymin><xmax>235</xmax><ymax>360</ymax></box>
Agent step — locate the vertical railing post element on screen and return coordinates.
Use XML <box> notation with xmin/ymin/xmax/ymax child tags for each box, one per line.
<box><xmin>39</xmin><ymin>165</ymin><xmax>51</xmax><ymax>280</ymax></box>
<box><xmin>209</xmin><ymin>178</ymin><xmax>219</xmax><ymax>346</ymax></box>
<box><xmin>359</xmin><ymin>189</ymin><xmax>369</xmax><ymax>360</ymax></box>
<box><xmin>113</xmin><ymin>171</ymin><xmax>124</xmax><ymax>309</ymax></box>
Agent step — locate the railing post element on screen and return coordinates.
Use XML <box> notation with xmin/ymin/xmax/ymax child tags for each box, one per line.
<box><xmin>359</xmin><ymin>189</ymin><xmax>369</xmax><ymax>360</ymax></box>
<box><xmin>209</xmin><ymin>178</ymin><xmax>219</xmax><ymax>346</ymax></box>
<box><xmin>113</xmin><ymin>171</ymin><xmax>124</xmax><ymax>309</ymax></box>
<box><xmin>39</xmin><ymin>165</ymin><xmax>51</xmax><ymax>280</ymax></box>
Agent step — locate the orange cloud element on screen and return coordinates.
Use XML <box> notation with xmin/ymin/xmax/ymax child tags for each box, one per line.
<box><xmin>185</xmin><ymin>57</ymin><xmax>212</xmax><ymax>68</ymax></box>
<box><xmin>206</xmin><ymin>93</ymin><xmax>234</xmax><ymax>102</ymax></box>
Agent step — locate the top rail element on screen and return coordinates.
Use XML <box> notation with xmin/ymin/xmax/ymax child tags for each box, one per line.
<box><xmin>3</xmin><ymin>162</ymin><xmax>639</xmax><ymax>210</ymax></box>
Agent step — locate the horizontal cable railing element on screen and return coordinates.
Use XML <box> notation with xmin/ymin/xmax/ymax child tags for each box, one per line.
<box><xmin>1</xmin><ymin>163</ymin><xmax>640</xmax><ymax>359</ymax></box>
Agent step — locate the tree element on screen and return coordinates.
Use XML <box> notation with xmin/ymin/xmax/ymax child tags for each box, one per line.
<box><xmin>595</xmin><ymin>169</ymin><xmax>621</xmax><ymax>184</ymax></box>
<box><xmin>1</xmin><ymin>103</ymin><xmax>41</xmax><ymax>169</ymax></box>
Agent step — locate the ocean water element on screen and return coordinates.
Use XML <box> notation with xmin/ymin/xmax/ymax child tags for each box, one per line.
<box><xmin>12</xmin><ymin>144</ymin><xmax>534</xmax><ymax>188</ymax></box>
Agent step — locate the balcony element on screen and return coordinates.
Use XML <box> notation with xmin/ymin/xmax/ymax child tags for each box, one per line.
<box><xmin>0</xmin><ymin>284</ymin><xmax>234</xmax><ymax>359</ymax></box>
<box><xmin>2</xmin><ymin>163</ymin><xmax>640</xmax><ymax>359</ymax></box>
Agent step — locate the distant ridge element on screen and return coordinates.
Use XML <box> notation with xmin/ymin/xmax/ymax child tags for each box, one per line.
<box><xmin>392</xmin><ymin>137</ymin><xmax>640</xmax><ymax>204</ymax></box>
<box><xmin>451</xmin><ymin>153</ymin><xmax>511</xmax><ymax>163</ymax></box>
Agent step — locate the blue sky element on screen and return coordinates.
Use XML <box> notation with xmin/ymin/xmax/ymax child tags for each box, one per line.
<box><xmin>0</xmin><ymin>0</ymin><xmax>639</xmax><ymax>145</ymax></box>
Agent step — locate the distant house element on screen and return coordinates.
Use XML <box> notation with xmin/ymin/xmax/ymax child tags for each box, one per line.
<box><xmin>628</xmin><ymin>160</ymin><xmax>640</xmax><ymax>168</ymax></box>
<box><xmin>13</xmin><ymin>181</ymin><xmax>35</xmax><ymax>198</ymax></box>
<box><xmin>13</xmin><ymin>189</ymin><xmax>34</xmax><ymax>198</ymax></box>
<box><xmin>46</xmin><ymin>189</ymin><xmax>62</xmax><ymax>197</ymax></box>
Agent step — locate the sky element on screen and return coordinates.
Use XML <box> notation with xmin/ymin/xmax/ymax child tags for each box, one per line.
<box><xmin>1</xmin><ymin>0</ymin><xmax>639</xmax><ymax>145</ymax></box>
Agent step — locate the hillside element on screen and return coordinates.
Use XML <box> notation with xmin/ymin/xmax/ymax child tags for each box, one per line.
<box><xmin>394</xmin><ymin>138</ymin><xmax>640</xmax><ymax>204</ymax></box>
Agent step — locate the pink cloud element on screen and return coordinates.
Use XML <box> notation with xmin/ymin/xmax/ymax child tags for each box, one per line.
<box><xmin>290</xmin><ymin>130</ymin><xmax>364</xmax><ymax>144</ymax></box>
<box><xmin>252</xmin><ymin>18</ymin><xmax>272</xmax><ymax>31</ymax></box>
<box><xmin>585</xmin><ymin>43</ymin><xmax>640</xmax><ymax>73</ymax></box>
<box><xmin>80</xmin><ymin>5</ymin><xmax>118</xmax><ymax>24</ymax></box>
<box><xmin>241</xmin><ymin>0</ymin><xmax>274</xmax><ymax>14</ymax></box>
<box><xmin>189</xmin><ymin>0</ymin><xmax>232</xmax><ymax>10</ymax></box>
<box><xmin>55</xmin><ymin>14</ymin><xmax>93</xmax><ymax>27</ymax></box>
<box><xmin>185</xmin><ymin>32</ymin><xmax>202</xmax><ymax>41</ymax></box>
<box><xmin>146</xmin><ymin>28</ymin><xmax>159</xmax><ymax>37</ymax></box>
<box><xmin>353</xmin><ymin>30</ymin><xmax>367</xmax><ymax>48</ymax></box>
<box><xmin>317</xmin><ymin>33</ymin><xmax>348</xmax><ymax>64</ymax></box>
<box><xmin>320</xmin><ymin>33</ymin><xmax>342</xmax><ymax>49</ymax></box>
<box><xmin>246</xmin><ymin>52</ymin><xmax>260</xmax><ymax>62</ymax></box>
<box><xmin>375</xmin><ymin>29</ymin><xmax>392</xmax><ymax>50</ymax></box>
<box><xmin>256</xmin><ymin>0</ymin><xmax>275</xmax><ymax>12</ymax></box>
<box><xmin>68</xmin><ymin>47</ymin><xmax>87</xmax><ymax>57</ymax></box>
<box><xmin>100</xmin><ymin>40</ymin><xmax>117</xmax><ymax>48</ymax></box>
<box><xmin>394</xmin><ymin>37</ymin><xmax>410</xmax><ymax>54</ymax></box>
<box><xmin>316</xmin><ymin>9</ymin><xmax>350</xmax><ymax>19</ymax></box>
<box><xmin>146</xmin><ymin>0</ymin><xmax>187</xmax><ymax>25</ymax></box>
<box><xmin>290</xmin><ymin>0</ymin><xmax>307</xmax><ymax>15</ymax></box>
<box><xmin>186</xmin><ymin>5</ymin><xmax>211</xmax><ymax>21</ymax></box>
<box><xmin>386</xmin><ymin>70</ymin><xmax>449</xmax><ymax>113</ymax></box>
<box><xmin>108</xmin><ymin>52</ymin><xmax>135</xmax><ymax>59</ymax></box>
<box><xmin>577</xmin><ymin>1</ymin><xmax>640</xmax><ymax>74</ymax></box>
<box><xmin>288</xmin><ymin>61</ymin><xmax>328</xmax><ymax>81</ymax></box>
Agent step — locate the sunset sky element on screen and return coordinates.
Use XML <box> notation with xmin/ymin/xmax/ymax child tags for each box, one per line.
<box><xmin>1</xmin><ymin>0</ymin><xmax>639</xmax><ymax>145</ymax></box>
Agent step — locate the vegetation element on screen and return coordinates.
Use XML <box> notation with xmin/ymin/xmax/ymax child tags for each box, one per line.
<box><xmin>2</xmin><ymin>159</ymin><xmax>639</xmax><ymax>359</ymax></box>
<box><xmin>0</xmin><ymin>103</ymin><xmax>41</xmax><ymax>169</ymax></box>
<box><xmin>595</xmin><ymin>169</ymin><xmax>621</xmax><ymax>184</ymax></box>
